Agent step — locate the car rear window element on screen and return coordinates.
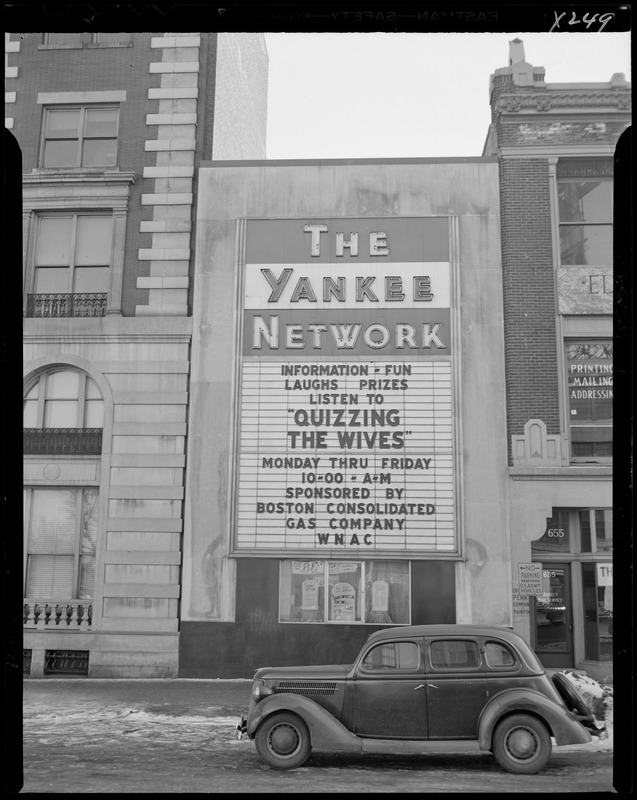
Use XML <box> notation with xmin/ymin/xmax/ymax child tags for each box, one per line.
<box><xmin>362</xmin><ymin>641</ymin><xmax>420</xmax><ymax>671</ymax></box>
<box><xmin>485</xmin><ymin>641</ymin><xmax>517</xmax><ymax>668</ymax></box>
<box><xmin>429</xmin><ymin>639</ymin><xmax>480</xmax><ymax>669</ymax></box>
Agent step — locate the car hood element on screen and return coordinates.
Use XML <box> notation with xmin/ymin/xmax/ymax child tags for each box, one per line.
<box><xmin>254</xmin><ymin>663</ymin><xmax>352</xmax><ymax>681</ymax></box>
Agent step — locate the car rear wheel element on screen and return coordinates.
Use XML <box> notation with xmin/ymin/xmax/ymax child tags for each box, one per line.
<box><xmin>255</xmin><ymin>712</ymin><xmax>311</xmax><ymax>770</ymax></box>
<box><xmin>493</xmin><ymin>714</ymin><xmax>552</xmax><ymax>775</ymax></box>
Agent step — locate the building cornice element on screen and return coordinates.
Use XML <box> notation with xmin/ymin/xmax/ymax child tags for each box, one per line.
<box><xmin>495</xmin><ymin>90</ymin><xmax>631</xmax><ymax>115</ymax></box>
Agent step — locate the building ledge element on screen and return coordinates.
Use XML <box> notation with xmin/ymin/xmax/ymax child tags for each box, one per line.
<box><xmin>509</xmin><ymin>466</ymin><xmax>612</xmax><ymax>480</ymax></box>
<box><xmin>23</xmin><ymin>315</ymin><xmax>192</xmax><ymax>339</ymax></box>
<box><xmin>24</xmin><ymin>168</ymin><xmax>137</xmax><ymax>186</ymax></box>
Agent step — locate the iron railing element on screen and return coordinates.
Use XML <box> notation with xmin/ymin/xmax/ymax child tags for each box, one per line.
<box><xmin>44</xmin><ymin>649</ymin><xmax>90</xmax><ymax>675</ymax></box>
<box><xmin>26</xmin><ymin>292</ymin><xmax>107</xmax><ymax>317</ymax></box>
<box><xmin>23</xmin><ymin>428</ymin><xmax>103</xmax><ymax>455</ymax></box>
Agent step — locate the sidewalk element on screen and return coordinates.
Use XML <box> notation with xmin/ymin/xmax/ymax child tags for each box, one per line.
<box><xmin>22</xmin><ymin>677</ymin><xmax>253</xmax><ymax>718</ymax></box>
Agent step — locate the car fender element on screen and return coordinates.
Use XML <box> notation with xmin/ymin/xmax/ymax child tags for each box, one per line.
<box><xmin>478</xmin><ymin>688</ymin><xmax>593</xmax><ymax>750</ymax></box>
<box><xmin>247</xmin><ymin>693</ymin><xmax>363</xmax><ymax>754</ymax></box>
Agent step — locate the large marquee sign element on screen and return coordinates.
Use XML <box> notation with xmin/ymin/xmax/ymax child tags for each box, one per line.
<box><xmin>234</xmin><ymin>217</ymin><xmax>456</xmax><ymax>554</ymax></box>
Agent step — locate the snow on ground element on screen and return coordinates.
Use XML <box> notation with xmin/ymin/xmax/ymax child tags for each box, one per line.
<box><xmin>560</xmin><ymin>670</ymin><xmax>613</xmax><ymax>749</ymax></box>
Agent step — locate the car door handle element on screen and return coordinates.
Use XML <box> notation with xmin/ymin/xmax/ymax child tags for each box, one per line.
<box><xmin>413</xmin><ymin>684</ymin><xmax>425</xmax><ymax>691</ymax></box>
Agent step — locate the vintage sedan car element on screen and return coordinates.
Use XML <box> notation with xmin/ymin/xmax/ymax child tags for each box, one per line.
<box><xmin>237</xmin><ymin>624</ymin><xmax>600</xmax><ymax>774</ymax></box>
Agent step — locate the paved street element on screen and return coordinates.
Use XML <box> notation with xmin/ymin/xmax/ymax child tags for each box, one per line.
<box><xmin>12</xmin><ymin>679</ymin><xmax>620</xmax><ymax>794</ymax></box>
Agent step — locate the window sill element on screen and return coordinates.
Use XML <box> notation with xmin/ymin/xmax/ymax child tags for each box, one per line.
<box><xmin>38</xmin><ymin>44</ymin><xmax>83</xmax><ymax>50</ymax></box>
<box><xmin>38</xmin><ymin>43</ymin><xmax>132</xmax><ymax>50</ymax></box>
<box><xmin>85</xmin><ymin>42</ymin><xmax>133</xmax><ymax>48</ymax></box>
<box><xmin>29</xmin><ymin>166</ymin><xmax>123</xmax><ymax>175</ymax></box>
<box><xmin>23</xmin><ymin>168</ymin><xmax>137</xmax><ymax>189</ymax></box>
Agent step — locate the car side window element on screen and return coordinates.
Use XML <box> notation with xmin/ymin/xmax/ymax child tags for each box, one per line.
<box><xmin>484</xmin><ymin>641</ymin><xmax>517</xmax><ymax>668</ymax></box>
<box><xmin>362</xmin><ymin>641</ymin><xmax>420</xmax><ymax>671</ymax></box>
<box><xmin>429</xmin><ymin>639</ymin><xmax>481</xmax><ymax>670</ymax></box>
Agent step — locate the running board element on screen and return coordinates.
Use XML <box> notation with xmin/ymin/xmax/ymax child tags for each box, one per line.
<box><xmin>359</xmin><ymin>739</ymin><xmax>482</xmax><ymax>755</ymax></box>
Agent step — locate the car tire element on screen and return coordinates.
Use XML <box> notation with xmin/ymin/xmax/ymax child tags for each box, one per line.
<box><xmin>551</xmin><ymin>672</ymin><xmax>594</xmax><ymax>720</ymax></box>
<box><xmin>255</xmin><ymin>712</ymin><xmax>311</xmax><ymax>770</ymax></box>
<box><xmin>492</xmin><ymin>714</ymin><xmax>552</xmax><ymax>775</ymax></box>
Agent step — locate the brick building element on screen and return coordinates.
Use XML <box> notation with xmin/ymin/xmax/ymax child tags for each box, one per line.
<box><xmin>483</xmin><ymin>39</ymin><xmax>629</xmax><ymax>679</ymax></box>
<box><xmin>12</xmin><ymin>31</ymin><xmax>268</xmax><ymax>677</ymax></box>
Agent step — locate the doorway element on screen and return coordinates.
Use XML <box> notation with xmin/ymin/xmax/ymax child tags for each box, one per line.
<box><xmin>533</xmin><ymin>563</ymin><xmax>574</xmax><ymax>668</ymax></box>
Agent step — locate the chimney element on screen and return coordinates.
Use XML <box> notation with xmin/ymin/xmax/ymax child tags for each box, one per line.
<box><xmin>509</xmin><ymin>38</ymin><xmax>525</xmax><ymax>65</ymax></box>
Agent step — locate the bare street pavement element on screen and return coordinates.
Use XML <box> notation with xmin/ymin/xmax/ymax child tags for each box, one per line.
<box><xmin>12</xmin><ymin>679</ymin><xmax>622</xmax><ymax>794</ymax></box>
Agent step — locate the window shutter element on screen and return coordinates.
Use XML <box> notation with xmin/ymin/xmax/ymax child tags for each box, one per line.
<box><xmin>28</xmin><ymin>490</ymin><xmax>78</xmax><ymax>553</ymax></box>
<box><xmin>25</xmin><ymin>555</ymin><xmax>74</xmax><ymax>598</ymax></box>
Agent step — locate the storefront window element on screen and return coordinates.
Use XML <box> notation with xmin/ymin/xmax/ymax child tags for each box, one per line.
<box><xmin>566</xmin><ymin>341</ymin><xmax>612</xmax><ymax>460</ymax></box>
<box><xmin>530</xmin><ymin>507</ymin><xmax>612</xmax><ymax>667</ymax></box>
<box><xmin>580</xmin><ymin>509</ymin><xmax>613</xmax><ymax>553</ymax></box>
<box><xmin>582</xmin><ymin>562</ymin><xmax>613</xmax><ymax>661</ymax></box>
<box><xmin>531</xmin><ymin>510</ymin><xmax>570</xmax><ymax>554</ymax></box>
<box><xmin>279</xmin><ymin>560</ymin><xmax>410</xmax><ymax>624</ymax></box>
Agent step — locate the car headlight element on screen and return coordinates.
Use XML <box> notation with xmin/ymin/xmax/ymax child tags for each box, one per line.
<box><xmin>251</xmin><ymin>680</ymin><xmax>274</xmax><ymax>703</ymax></box>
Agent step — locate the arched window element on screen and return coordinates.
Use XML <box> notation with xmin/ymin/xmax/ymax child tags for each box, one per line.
<box><xmin>23</xmin><ymin>368</ymin><xmax>103</xmax><ymax>455</ymax></box>
<box><xmin>23</xmin><ymin>367</ymin><xmax>103</xmax><ymax>607</ymax></box>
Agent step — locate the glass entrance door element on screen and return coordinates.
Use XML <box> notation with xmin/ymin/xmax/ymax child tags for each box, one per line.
<box><xmin>534</xmin><ymin>564</ymin><xmax>574</xmax><ymax>668</ymax></box>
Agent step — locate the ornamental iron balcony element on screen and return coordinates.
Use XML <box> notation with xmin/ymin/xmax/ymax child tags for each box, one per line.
<box><xmin>26</xmin><ymin>292</ymin><xmax>107</xmax><ymax>317</ymax></box>
<box><xmin>23</xmin><ymin>427</ymin><xmax>103</xmax><ymax>455</ymax></box>
<box><xmin>23</xmin><ymin>600</ymin><xmax>93</xmax><ymax>631</ymax></box>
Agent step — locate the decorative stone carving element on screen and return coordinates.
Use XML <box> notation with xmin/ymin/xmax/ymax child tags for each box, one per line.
<box><xmin>496</xmin><ymin>90</ymin><xmax>631</xmax><ymax>115</ymax></box>
<box><xmin>512</xmin><ymin>419</ymin><xmax>563</xmax><ymax>466</ymax></box>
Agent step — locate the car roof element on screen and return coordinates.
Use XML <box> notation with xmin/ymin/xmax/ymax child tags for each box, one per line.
<box><xmin>365</xmin><ymin>624</ymin><xmax>525</xmax><ymax>646</ymax></box>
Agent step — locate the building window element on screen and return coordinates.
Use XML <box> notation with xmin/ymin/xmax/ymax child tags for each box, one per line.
<box><xmin>94</xmin><ymin>33</ymin><xmax>131</xmax><ymax>45</ymax></box>
<box><xmin>579</xmin><ymin>509</ymin><xmax>613</xmax><ymax>554</ymax></box>
<box><xmin>23</xmin><ymin>368</ymin><xmax>103</xmax><ymax>455</ymax></box>
<box><xmin>557</xmin><ymin>159</ymin><xmax>613</xmax><ymax>266</ymax></box>
<box><xmin>566</xmin><ymin>340</ymin><xmax>612</xmax><ymax>460</ymax></box>
<box><xmin>27</xmin><ymin>213</ymin><xmax>112</xmax><ymax>317</ymax></box>
<box><xmin>24</xmin><ymin>487</ymin><xmax>97</xmax><ymax>600</ymax></box>
<box><xmin>279</xmin><ymin>560</ymin><xmax>410</xmax><ymax>624</ymax></box>
<box><xmin>43</xmin><ymin>33</ymin><xmax>82</xmax><ymax>46</ymax></box>
<box><xmin>41</xmin><ymin>106</ymin><xmax>119</xmax><ymax>168</ymax></box>
<box><xmin>43</xmin><ymin>33</ymin><xmax>131</xmax><ymax>47</ymax></box>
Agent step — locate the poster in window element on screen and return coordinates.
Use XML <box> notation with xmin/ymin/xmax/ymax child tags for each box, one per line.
<box><xmin>330</xmin><ymin>582</ymin><xmax>356</xmax><ymax>621</ymax></box>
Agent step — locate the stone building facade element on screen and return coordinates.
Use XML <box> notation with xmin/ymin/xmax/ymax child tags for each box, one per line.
<box><xmin>12</xmin><ymin>31</ymin><xmax>268</xmax><ymax>677</ymax></box>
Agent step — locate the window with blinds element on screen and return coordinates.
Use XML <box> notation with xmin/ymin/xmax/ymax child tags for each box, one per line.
<box><xmin>24</xmin><ymin>488</ymin><xmax>97</xmax><ymax>599</ymax></box>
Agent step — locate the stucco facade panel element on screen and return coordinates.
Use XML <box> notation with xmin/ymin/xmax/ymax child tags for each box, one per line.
<box><xmin>184</xmin><ymin>159</ymin><xmax>509</xmax><ymax>638</ymax></box>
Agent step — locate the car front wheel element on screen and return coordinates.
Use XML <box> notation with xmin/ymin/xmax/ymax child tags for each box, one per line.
<box><xmin>255</xmin><ymin>712</ymin><xmax>311</xmax><ymax>770</ymax></box>
<box><xmin>492</xmin><ymin>714</ymin><xmax>552</xmax><ymax>775</ymax></box>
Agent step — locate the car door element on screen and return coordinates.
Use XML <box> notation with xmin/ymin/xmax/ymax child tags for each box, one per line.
<box><xmin>424</xmin><ymin>636</ymin><xmax>488</xmax><ymax>739</ymax></box>
<box><xmin>351</xmin><ymin>638</ymin><xmax>428</xmax><ymax>739</ymax></box>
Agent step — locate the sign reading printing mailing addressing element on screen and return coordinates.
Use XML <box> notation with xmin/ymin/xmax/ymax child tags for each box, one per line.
<box><xmin>235</xmin><ymin>218</ymin><xmax>455</xmax><ymax>553</ymax></box>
